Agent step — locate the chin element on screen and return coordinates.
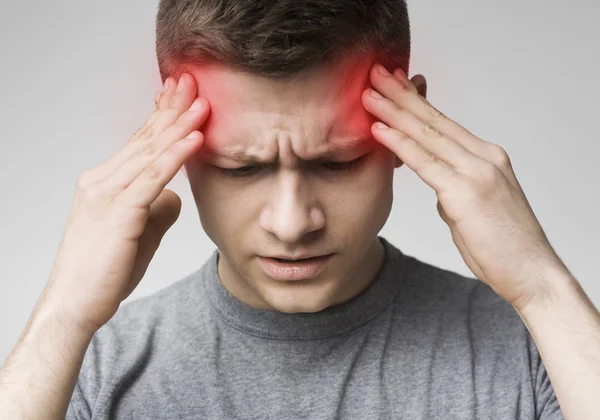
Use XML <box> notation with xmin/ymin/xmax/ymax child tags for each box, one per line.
<box><xmin>257</xmin><ymin>276</ymin><xmax>336</xmax><ymax>314</ymax></box>
<box><xmin>267</xmin><ymin>299</ymin><xmax>331</xmax><ymax>314</ymax></box>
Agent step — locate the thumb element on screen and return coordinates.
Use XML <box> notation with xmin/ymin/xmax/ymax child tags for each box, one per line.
<box><xmin>147</xmin><ymin>188</ymin><xmax>182</xmax><ymax>235</ymax></box>
<box><xmin>121</xmin><ymin>189</ymin><xmax>182</xmax><ymax>300</ymax></box>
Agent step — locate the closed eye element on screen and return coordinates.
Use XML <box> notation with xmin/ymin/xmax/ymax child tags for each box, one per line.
<box><xmin>319</xmin><ymin>157</ymin><xmax>364</xmax><ymax>171</ymax></box>
<box><xmin>219</xmin><ymin>156</ymin><xmax>365</xmax><ymax>178</ymax></box>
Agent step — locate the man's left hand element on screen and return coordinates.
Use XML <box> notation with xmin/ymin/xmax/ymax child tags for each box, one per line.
<box><xmin>362</xmin><ymin>62</ymin><xmax>568</xmax><ymax>311</ymax></box>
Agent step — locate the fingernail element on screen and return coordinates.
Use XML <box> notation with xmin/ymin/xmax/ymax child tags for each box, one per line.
<box><xmin>377</xmin><ymin>64</ymin><xmax>390</xmax><ymax>76</ymax></box>
<box><xmin>375</xmin><ymin>122</ymin><xmax>389</xmax><ymax>130</ymax></box>
<box><xmin>177</xmin><ymin>75</ymin><xmax>187</xmax><ymax>92</ymax></box>
<box><xmin>393</xmin><ymin>68</ymin><xmax>406</xmax><ymax>79</ymax></box>
<box><xmin>164</xmin><ymin>78</ymin><xmax>171</xmax><ymax>92</ymax></box>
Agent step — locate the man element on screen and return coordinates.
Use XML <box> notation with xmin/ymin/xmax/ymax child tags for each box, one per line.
<box><xmin>1</xmin><ymin>0</ymin><xmax>598</xmax><ymax>419</ymax></box>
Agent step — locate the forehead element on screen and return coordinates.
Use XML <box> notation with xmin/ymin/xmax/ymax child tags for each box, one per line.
<box><xmin>190</xmin><ymin>56</ymin><xmax>373</xmax><ymax>111</ymax></box>
<box><xmin>183</xmin><ymin>56</ymin><xmax>377</xmax><ymax>156</ymax></box>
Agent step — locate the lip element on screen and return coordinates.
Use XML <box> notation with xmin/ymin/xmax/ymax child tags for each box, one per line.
<box><xmin>258</xmin><ymin>254</ymin><xmax>334</xmax><ymax>281</ymax></box>
<box><xmin>268</xmin><ymin>253</ymin><xmax>329</xmax><ymax>260</ymax></box>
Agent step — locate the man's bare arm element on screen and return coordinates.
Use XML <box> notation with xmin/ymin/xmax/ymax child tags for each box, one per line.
<box><xmin>516</xmin><ymin>265</ymin><xmax>600</xmax><ymax>419</ymax></box>
<box><xmin>0</xmin><ymin>73</ymin><xmax>210</xmax><ymax>419</ymax></box>
<box><xmin>361</xmin><ymin>63</ymin><xmax>600</xmax><ymax>419</ymax></box>
<box><xmin>0</xmin><ymin>295</ymin><xmax>95</xmax><ymax>419</ymax></box>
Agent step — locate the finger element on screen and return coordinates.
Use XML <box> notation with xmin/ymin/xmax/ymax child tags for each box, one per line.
<box><xmin>363</xmin><ymin>88</ymin><xmax>485</xmax><ymax>175</ymax></box>
<box><xmin>147</xmin><ymin>188</ymin><xmax>182</xmax><ymax>234</ymax></box>
<box><xmin>83</xmin><ymin>77</ymin><xmax>176</xmax><ymax>186</ymax></box>
<box><xmin>371</xmin><ymin>121</ymin><xmax>456</xmax><ymax>193</ymax></box>
<box><xmin>135</xmin><ymin>78</ymin><xmax>174</xmax><ymax>144</ymax></box>
<box><xmin>123</xmin><ymin>189</ymin><xmax>182</xmax><ymax>300</ymax></box>
<box><xmin>134</xmin><ymin>73</ymin><xmax>200</xmax><ymax>145</ymax></box>
<box><xmin>106</xmin><ymin>98</ymin><xmax>209</xmax><ymax>200</ymax></box>
<box><xmin>86</xmin><ymin>75</ymin><xmax>200</xmax><ymax>186</ymax></box>
<box><xmin>117</xmin><ymin>130</ymin><xmax>204</xmax><ymax>209</ymax></box>
<box><xmin>147</xmin><ymin>91</ymin><xmax>163</xmax><ymax>126</ymax></box>
<box><xmin>369</xmin><ymin>64</ymin><xmax>501</xmax><ymax>164</ymax></box>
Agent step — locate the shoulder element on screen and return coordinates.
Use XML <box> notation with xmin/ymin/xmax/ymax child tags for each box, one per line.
<box><xmin>392</xmin><ymin>254</ymin><xmax>544</xmax><ymax>380</ymax></box>
<box><xmin>397</xmin><ymin>254</ymin><xmax>527</xmax><ymax>338</ymax></box>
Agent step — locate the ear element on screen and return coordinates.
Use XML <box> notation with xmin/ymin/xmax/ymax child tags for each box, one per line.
<box><xmin>394</xmin><ymin>155</ymin><xmax>404</xmax><ymax>168</ymax></box>
<box><xmin>410</xmin><ymin>74</ymin><xmax>428</xmax><ymax>99</ymax></box>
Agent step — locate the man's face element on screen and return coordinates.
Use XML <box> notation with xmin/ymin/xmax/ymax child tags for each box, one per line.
<box><xmin>182</xmin><ymin>56</ymin><xmax>403</xmax><ymax>313</ymax></box>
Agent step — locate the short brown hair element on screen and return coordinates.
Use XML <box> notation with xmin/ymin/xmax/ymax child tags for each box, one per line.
<box><xmin>155</xmin><ymin>0</ymin><xmax>411</xmax><ymax>81</ymax></box>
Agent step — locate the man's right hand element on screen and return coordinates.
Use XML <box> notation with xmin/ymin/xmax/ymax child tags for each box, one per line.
<box><xmin>42</xmin><ymin>72</ymin><xmax>210</xmax><ymax>335</ymax></box>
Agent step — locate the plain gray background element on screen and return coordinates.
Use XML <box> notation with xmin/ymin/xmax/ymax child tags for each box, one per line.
<box><xmin>1</xmin><ymin>1</ymin><xmax>598</xmax><ymax>363</ymax></box>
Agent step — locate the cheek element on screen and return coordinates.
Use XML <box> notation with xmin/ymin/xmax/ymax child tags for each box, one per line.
<box><xmin>361</xmin><ymin>145</ymin><xmax>396</xmax><ymax>185</ymax></box>
<box><xmin>185</xmin><ymin>166</ymin><xmax>225</xmax><ymax>219</ymax></box>
<box><xmin>322</xmin><ymin>156</ymin><xmax>393</xmax><ymax>221</ymax></box>
<box><xmin>355</xmin><ymin>150</ymin><xmax>395</xmax><ymax>212</ymax></box>
<box><xmin>351</xmin><ymin>154</ymin><xmax>395</xmax><ymax>231</ymax></box>
<box><xmin>188</xmin><ymin>172</ymin><xmax>254</xmax><ymax>244</ymax></box>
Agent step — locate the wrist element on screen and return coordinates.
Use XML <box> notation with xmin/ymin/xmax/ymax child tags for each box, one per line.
<box><xmin>514</xmin><ymin>261</ymin><xmax>581</xmax><ymax>317</ymax></box>
<box><xmin>33</xmin><ymin>295</ymin><xmax>99</xmax><ymax>342</ymax></box>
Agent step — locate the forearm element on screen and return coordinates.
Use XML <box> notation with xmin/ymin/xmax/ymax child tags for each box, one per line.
<box><xmin>515</xmin><ymin>265</ymin><xmax>600</xmax><ymax>420</ymax></box>
<box><xmin>0</xmin><ymin>295</ymin><xmax>95</xmax><ymax>419</ymax></box>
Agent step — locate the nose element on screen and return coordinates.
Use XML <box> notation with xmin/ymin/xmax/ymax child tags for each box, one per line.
<box><xmin>259</xmin><ymin>174</ymin><xmax>326</xmax><ymax>242</ymax></box>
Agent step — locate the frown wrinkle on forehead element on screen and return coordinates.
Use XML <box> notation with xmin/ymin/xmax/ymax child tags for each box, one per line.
<box><xmin>203</xmin><ymin>137</ymin><xmax>375</xmax><ymax>165</ymax></box>
<box><xmin>188</xmin><ymin>56</ymin><xmax>377</xmax><ymax>165</ymax></box>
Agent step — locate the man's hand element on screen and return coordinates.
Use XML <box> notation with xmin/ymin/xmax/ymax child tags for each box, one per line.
<box><xmin>45</xmin><ymin>72</ymin><xmax>210</xmax><ymax>334</ymax></box>
<box><xmin>0</xmin><ymin>72</ymin><xmax>211</xmax><ymax>420</ymax></box>
<box><xmin>361</xmin><ymin>63</ymin><xmax>568</xmax><ymax>312</ymax></box>
<box><xmin>361</xmin><ymin>63</ymin><xmax>600</xmax><ymax>419</ymax></box>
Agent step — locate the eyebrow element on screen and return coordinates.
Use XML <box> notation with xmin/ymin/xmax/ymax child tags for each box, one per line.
<box><xmin>204</xmin><ymin>137</ymin><xmax>373</xmax><ymax>164</ymax></box>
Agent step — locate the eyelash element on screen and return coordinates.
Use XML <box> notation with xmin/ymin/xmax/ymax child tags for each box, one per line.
<box><xmin>220</xmin><ymin>156</ymin><xmax>365</xmax><ymax>178</ymax></box>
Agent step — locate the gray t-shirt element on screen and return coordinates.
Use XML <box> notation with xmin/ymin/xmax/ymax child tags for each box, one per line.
<box><xmin>66</xmin><ymin>236</ymin><xmax>564</xmax><ymax>419</ymax></box>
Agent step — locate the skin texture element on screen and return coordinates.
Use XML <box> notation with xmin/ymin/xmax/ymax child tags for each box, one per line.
<box><xmin>360</xmin><ymin>63</ymin><xmax>600</xmax><ymax>419</ymax></box>
<box><xmin>0</xmin><ymin>68</ymin><xmax>211</xmax><ymax>420</ymax></box>
<box><xmin>178</xmin><ymin>56</ymin><xmax>427</xmax><ymax>313</ymax></box>
<box><xmin>362</xmin><ymin>64</ymin><xmax>563</xmax><ymax>311</ymax></box>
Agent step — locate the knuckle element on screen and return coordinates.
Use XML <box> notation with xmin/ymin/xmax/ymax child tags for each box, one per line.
<box><xmin>76</xmin><ymin>171</ymin><xmax>95</xmax><ymax>189</ymax></box>
<box><xmin>488</xmin><ymin>144</ymin><xmax>511</xmax><ymax>168</ymax></box>
<box><xmin>421</xmin><ymin>122</ymin><xmax>443</xmax><ymax>139</ymax></box>
<box><xmin>143</xmin><ymin>164</ymin><xmax>161</xmax><ymax>181</ymax></box>
<box><xmin>137</xmin><ymin>141</ymin><xmax>157</xmax><ymax>158</ymax></box>
<box><xmin>395</xmin><ymin>79</ymin><xmax>411</xmax><ymax>93</ymax></box>
<box><xmin>426</xmin><ymin>105</ymin><xmax>446</xmax><ymax>124</ymax></box>
<box><xmin>474</xmin><ymin>162</ymin><xmax>502</xmax><ymax>189</ymax></box>
<box><xmin>422</xmin><ymin>147</ymin><xmax>439</xmax><ymax>164</ymax></box>
<box><xmin>137</xmin><ymin>123</ymin><xmax>155</xmax><ymax>142</ymax></box>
